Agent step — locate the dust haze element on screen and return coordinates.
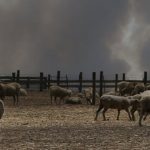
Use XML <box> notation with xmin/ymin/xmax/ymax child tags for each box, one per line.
<box><xmin>0</xmin><ymin>0</ymin><xmax>149</xmax><ymax>79</ymax></box>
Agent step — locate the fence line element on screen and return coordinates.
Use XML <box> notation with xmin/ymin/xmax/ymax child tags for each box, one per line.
<box><xmin>0</xmin><ymin>70</ymin><xmax>148</xmax><ymax>105</ymax></box>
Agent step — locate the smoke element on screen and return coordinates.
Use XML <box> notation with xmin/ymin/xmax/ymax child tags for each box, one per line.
<box><xmin>110</xmin><ymin>0</ymin><xmax>150</xmax><ymax>79</ymax></box>
<box><xmin>0</xmin><ymin>0</ymin><xmax>149</xmax><ymax>78</ymax></box>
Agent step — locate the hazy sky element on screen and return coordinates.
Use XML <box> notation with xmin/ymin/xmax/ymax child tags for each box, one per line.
<box><xmin>0</xmin><ymin>0</ymin><xmax>150</xmax><ymax>79</ymax></box>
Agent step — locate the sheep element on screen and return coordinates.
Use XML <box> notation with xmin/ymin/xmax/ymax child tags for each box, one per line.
<box><xmin>83</xmin><ymin>87</ymin><xmax>100</xmax><ymax>105</ymax></box>
<box><xmin>0</xmin><ymin>82</ymin><xmax>21</xmax><ymax>105</ymax></box>
<box><xmin>118</xmin><ymin>81</ymin><xmax>136</xmax><ymax>96</ymax></box>
<box><xmin>65</xmin><ymin>96</ymin><xmax>82</xmax><ymax>104</ymax></box>
<box><xmin>49</xmin><ymin>85</ymin><xmax>72</xmax><ymax>104</ymax></box>
<box><xmin>19</xmin><ymin>88</ymin><xmax>28</xmax><ymax>96</ymax></box>
<box><xmin>103</xmin><ymin>91</ymin><xmax>120</xmax><ymax>96</ymax></box>
<box><xmin>83</xmin><ymin>87</ymin><xmax>93</xmax><ymax>104</ymax></box>
<box><xmin>131</xmin><ymin>83</ymin><xmax>145</xmax><ymax>95</ymax></box>
<box><xmin>145</xmin><ymin>83</ymin><xmax>150</xmax><ymax>90</ymax></box>
<box><xmin>129</xmin><ymin>91</ymin><xmax>150</xmax><ymax>121</ymax></box>
<box><xmin>0</xmin><ymin>99</ymin><xmax>4</xmax><ymax>119</ymax></box>
<box><xmin>138</xmin><ymin>96</ymin><xmax>150</xmax><ymax>126</ymax></box>
<box><xmin>94</xmin><ymin>95</ymin><xmax>132</xmax><ymax>121</ymax></box>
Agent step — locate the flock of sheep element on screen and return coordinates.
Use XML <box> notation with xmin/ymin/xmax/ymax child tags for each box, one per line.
<box><xmin>49</xmin><ymin>81</ymin><xmax>150</xmax><ymax>126</ymax></box>
<box><xmin>1</xmin><ymin>81</ymin><xmax>150</xmax><ymax>126</ymax></box>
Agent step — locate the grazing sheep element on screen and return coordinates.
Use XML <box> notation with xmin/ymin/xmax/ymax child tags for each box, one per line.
<box><xmin>129</xmin><ymin>98</ymin><xmax>141</xmax><ymax>121</ymax></box>
<box><xmin>94</xmin><ymin>95</ymin><xmax>132</xmax><ymax>121</ymax></box>
<box><xmin>19</xmin><ymin>88</ymin><xmax>28</xmax><ymax>96</ymax></box>
<box><xmin>0</xmin><ymin>99</ymin><xmax>4</xmax><ymax>119</ymax></box>
<box><xmin>131</xmin><ymin>83</ymin><xmax>145</xmax><ymax>95</ymax></box>
<box><xmin>83</xmin><ymin>87</ymin><xmax>100</xmax><ymax>105</ymax></box>
<box><xmin>138</xmin><ymin>96</ymin><xmax>150</xmax><ymax>126</ymax></box>
<box><xmin>65</xmin><ymin>96</ymin><xmax>82</xmax><ymax>104</ymax></box>
<box><xmin>49</xmin><ymin>85</ymin><xmax>72</xmax><ymax>104</ymax></box>
<box><xmin>118</xmin><ymin>81</ymin><xmax>136</xmax><ymax>96</ymax></box>
<box><xmin>0</xmin><ymin>82</ymin><xmax>21</xmax><ymax>105</ymax></box>
<box><xmin>83</xmin><ymin>88</ymin><xmax>93</xmax><ymax>104</ymax></box>
<box><xmin>103</xmin><ymin>91</ymin><xmax>120</xmax><ymax>96</ymax></box>
<box><xmin>129</xmin><ymin>91</ymin><xmax>150</xmax><ymax>121</ymax></box>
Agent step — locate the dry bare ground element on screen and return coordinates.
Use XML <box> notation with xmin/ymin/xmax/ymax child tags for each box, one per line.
<box><xmin>1</xmin><ymin>91</ymin><xmax>150</xmax><ymax>150</ymax></box>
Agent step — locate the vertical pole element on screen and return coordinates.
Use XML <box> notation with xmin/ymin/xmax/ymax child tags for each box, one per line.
<box><xmin>79</xmin><ymin>72</ymin><xmax>83</xmax><ymax>92</ymax></box>
<box><xmin>115</xmin><ymin>74</ymin><xmax>118</xmax><ymax>92</ymax></box>
<box><xmin>92</xmin><ymin>72</ymin><xmax>96</xmax><ymax>105</ymax></box>
<box><xmin>48</xmin><ymin>74</ymin><xmax>51</xmax><ymax>88</ymax></box>
<box><xmin>57</xmin><ymin>70</ymin><xmax>60</xmax><ymax>86</ymax></box>
<box><xmin>122</xmin><ymin>73</ymin><xmax>126</xmax><ymax>81</ymax></box>
<box><xmin>12</xmin><ymin>72</ymin><xmax>16</xmax><ymax>82</ymax></box>
<box><xmin>17</xmin><ymin>70</ymin><xmax>20</xmax><ymax>83</ymax></box>
<box><xmin>99</xmin><ymin>71</ymin><xmax>103</xmax><ymax>97</ymax></box>
<box><xmin>144</xmin><ymin>71</ymin><xmax>147</xmax><ymax>85</ymax></box>
<box><xmin>40</xmin><ymin>72</ymin><xmax>43</xmax><ymax>91</ymax></box>
<box><xmin>26</xmin><ymin>77</ymin><xmax>30</xmax><ymax>89</ymax></box>
<box><xmin>44</xmin><ymin>77</ymin><xmax>47</xmax><ymax>89</ymax></box>
<box><xmin>66</xmin><ymin>74</ymin><xmax>69</xmax><ymax>89</ymax></box>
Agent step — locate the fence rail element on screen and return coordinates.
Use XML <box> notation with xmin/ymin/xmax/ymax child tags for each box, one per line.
<box><xmin>0</xmin><ymin>70</ymin><xmax>149</xmax><ymax>104</ymax></box>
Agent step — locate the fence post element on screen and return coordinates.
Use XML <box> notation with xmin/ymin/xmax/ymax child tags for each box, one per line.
<box><xmin>99</xmin><ymin>71</ymin><xmax>103</xmax><ymax>97</ymax></box>
<box><xmin>57</xmin><ymin>70</ymin><xmax>60</xmax><ymax>86</ymax></box>
<box><xmin>122</xmin><ymin>73</ymin><xmax>126</xmax><ymax>81</ymax></box>
<box><xmin>66</xmin><ymin>75</ymin><xmax>69</xmax><ymax>89</ymax></box>
<box><xmin>12</xmin><ymin>72</ymin><xmax>16</xmax><ymax>82</ymax></box>
<box><xmin>92</xmin><ymin>72</ymin><xmax>96</xmax><ymax>105</ymax></box>
<box><xmin>48</xmin><ymin>74</ymin><xmax>51</xmax><ymax>88</ymax></box>
<box><xmin>26</xmin><ymin>77</ymin><xmax>30</xmax><ymax>89</ymax></box>
<box><xmin>44</xmin><ymin>77</ymin><xmax>47</xmax><ymax>89</ymax></box>
<box><xmin>79</xmin><ymin>72</ymin><xmax>83</xmax><ymax>92</ymax></box>
<box><xmin>115</xmin><ymin>74</ymin><xmax>118</xmax><ymax>92</ymax></box>
<box><xmin>16</xmin><ymin>70</ymin><xmax>20</xmax><ymax>83</ymax></box>
<box><xmin>40</xmin><ymin>72</ymin><xmax>44</xmax><ymax>91</ymax></box>
<box><xmin>143</xmin><ymin>71</ymin><xmax>147</xmax><ymax>85</ymax></box>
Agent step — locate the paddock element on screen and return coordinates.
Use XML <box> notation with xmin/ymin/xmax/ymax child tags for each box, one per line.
<box><xmin>1</xmin><ymin>91</ymin><xmax>150</xmax><ymax>149</ymax></box>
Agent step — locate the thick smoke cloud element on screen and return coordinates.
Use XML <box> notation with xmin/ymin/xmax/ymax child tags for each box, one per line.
<box><xmin>0</xmin><ymin>0</ymin><xmax>149</xmax><ymax>79</ymax></box>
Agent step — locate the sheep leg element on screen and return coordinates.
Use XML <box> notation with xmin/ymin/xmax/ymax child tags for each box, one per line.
<box><xmin>16</xmin><ymin>94</ymin><xmax>19</xmax><ymax>106</ymax></box>
<box><xmin>54</xmin><ymin>96</ymin><xmax>57</xmax><ymax>104</ymax></box>
<box><xmin>125</xmin><ymin>108</ymin><xmax>132</xmax><ymax>121</ymax></box>
<box><xmin>50</xmin><ymin>96</ymin><xmax>53</xmax><ymax>104</ymax></box>
<box><xmin>13</xmin><ymin>96</ymin><xmax>16</xmax><ymax>106</ymax></box>
<box><xmin>139</xmin><ymin>111</ymin><xmax>144</xmax><ymax>126</ymax></box>
<box><xmin>102</xmin><ymin>108</ymin><xmax>108</xmax><ymax>121</ymax></box>
<box><xmin>117</xmin><ymin>109</ymin><xmax>120</xmax><ymax>120</ymax></box>
<box><xmin>94</xmin><ymin>104</ymin><xmax>103</xmax><ymax>121</ymax></box>
<box><xmin>139</xmin><ymin>114</ymin><xmax>144</xmax><ymax>126</ymax></box>
<box><xmin>86</xmin><ymin>98</ymin><xmax>92</xmax><ymax>105</ymax></box>
<box><xmin>143</xmin><ymin>113</ymin><xmax>148</xmax><ymax>121</ymax></box>
<box><xmin>130</xmin><ymin>107</ymin><xmax>137</xmax><ymax>121</ymax></box>
<box><xmin>1</xmin><ymin>95</ymin><xmax>5</xmax><ymax>100</ymax></box>
<box><xmin>59</xmin><ymin>98</ymin><xmax>61</xmax><ymax>105</ymax></box>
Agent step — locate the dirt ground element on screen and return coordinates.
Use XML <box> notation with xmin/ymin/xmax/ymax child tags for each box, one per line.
<box><xmin>1</xmin><ymin>91</ymin><xmax>150</xmax><ymax>150</ymax></box>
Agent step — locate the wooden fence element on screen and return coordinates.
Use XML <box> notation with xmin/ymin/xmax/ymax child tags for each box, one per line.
<box><xmin>0</xmin><ymin>70</ymin><xmax>149</xmax><ymax>105</ymax></box>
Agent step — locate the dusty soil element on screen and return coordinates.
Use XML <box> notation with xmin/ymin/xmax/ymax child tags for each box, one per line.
<box><xmin>1</xmin><ymin>91</ymin><xmax>150</xmax><ymax>150</ymax></box>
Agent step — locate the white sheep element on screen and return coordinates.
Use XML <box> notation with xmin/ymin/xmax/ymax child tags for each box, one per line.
<box><xmin>103</xmin><ymin>91</ymin><xmax>120</xmax><ymax>96</ymax></box>
<box><xmin>19</xmin><ymin>88</ymin><xmax>28</xmax><ymax>96</ymax></box>
<box><xmin>49</xmin><ymin>85</ymin><xmax>72</xmax><ymax>104</ymax></box>
<box><xmin>0</xmin><ymin>99</ymin><xmax>4</xmax><ymax>119</ymax></box>
<box><xmin>128</xmin><ymin>91</ymin><xmax>150</xmax><ymax>121</ymax></box>
<box><xmin>0</xmin><ymin>82</ymin><xmax>21</xmax><ymax>105</ymax></box>
<box><xmin>94</xmin><ymin>95</ymin><xmax>132</xmax><ymax>121</ymax></box>
<box><xmin>138</xmin><ymin>96</ymin><xmax>150</xmax><ymax>126</ymax></box>
<box><xmin>83</xmin><ymin>87</ymin><xmax>100</xmax><ymax>105</ymax></box>
<box><xmin>83</xmin><ymin>87</ymin><xmax>93</xmax><ymax>104</ymax></box>
<box><xmin>118</xmin><ymin>81</ymin><xmax>136</xmax><ymax>96</ymax></box>
<box><xmin>131</xmin><ymin>83</ymin><xmax>145</xmax><ymax>95</ymax></box>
